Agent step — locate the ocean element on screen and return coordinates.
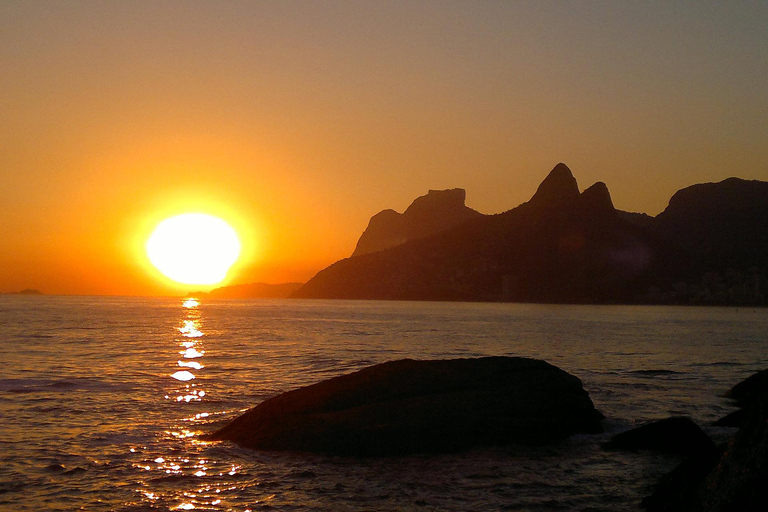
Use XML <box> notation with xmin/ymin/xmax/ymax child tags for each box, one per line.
<box><xmin>1</xmin><ymin>296</ymin><xmax>766</xmax><ymax>511</ymax></box>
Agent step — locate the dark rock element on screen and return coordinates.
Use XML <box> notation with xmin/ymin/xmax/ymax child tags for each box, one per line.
<box><xmin>695</xmin><ymin>393</ymin><xmax>768</xmax><ymax>511</ymax></box>
<box><xmin>644</xmin><ymin>371</ymin><xmax>768</xmax><ymax>511</ymax></box>
<box><xmin>206</xmin><ymin>357</ymin><xmax>604</xmax><ymax>456</ymax></box>
<box><xmin>641</xmin><ymin>446</ymin><xmax>724</xmax><ymax>511</ymax></box>
<box><xmin>713</xmin><ymin>368</ymin><xmax>768</xmax><ymax>427</ymax></box>
<box><xmin>713</xmin><ymin>408</ymin><xmax>747</xmax><ymax>428</ymax></box>
<box><xmin>352</xmin><ymin>188</ymin><xmax>482</xmax><ymax>257</ymax></box>
<box><xmin>726</xmin><ymin>368</ymin><xmax>768</xmax><ymax>407</ymax></box>
<box><xmin>604</xmin><ymin>417</ymin><xmax>715</xmax><ymax>457</ymax></box>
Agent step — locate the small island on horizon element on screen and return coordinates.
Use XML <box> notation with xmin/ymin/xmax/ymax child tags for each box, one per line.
<box><xmin>0</xmin><ymin>288</ymin><xmax>44</xmax><ymax>296</ymax></box>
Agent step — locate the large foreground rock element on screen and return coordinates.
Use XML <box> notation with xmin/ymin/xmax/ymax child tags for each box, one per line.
<box><xmin>207</xmin><ymin>357</ymin><xmax>604</xmax><ymax>456</ymax></box>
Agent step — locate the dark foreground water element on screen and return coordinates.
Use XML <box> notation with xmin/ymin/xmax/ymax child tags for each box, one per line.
<box><xmin>1</xmin><ymin>296</ymin><xmax>766</xmax><ymax>511</ymax></box>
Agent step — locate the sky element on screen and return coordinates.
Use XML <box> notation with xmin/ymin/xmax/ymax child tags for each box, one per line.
<box><xmin>1</xmin><ymin>0</ymin><xmax>766</xmax><ymax>296</ymax></box>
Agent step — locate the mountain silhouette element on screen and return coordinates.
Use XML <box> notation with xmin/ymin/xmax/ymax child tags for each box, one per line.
<box><xmin>528</xmin><ymin>162</ymin><xmax>580</xmax><ymax>207</ymax></box>
<box><xmin>655</xmin><ymin>178</ymin><xmax>768</xmax><ymax>272</ymax></box>
<box><xmin>200</xmin><ymin>282</ymin><xmax>303</xmax><ymax>299</ymax></box>
<box><xmin>352</xmin><ymin>188</ymin><xmax>482</xmax><ymax>257</ymax></box>
<box><xmin>294</xmin><ymin>164</ymin><xmax>768</xmax><ymax>304</ymax></box>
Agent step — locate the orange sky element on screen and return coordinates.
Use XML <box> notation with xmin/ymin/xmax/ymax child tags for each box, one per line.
<box><xmin>1</xmin><ymin>1</ymin><xmax>767</xmax><ymax>296</ymax></box>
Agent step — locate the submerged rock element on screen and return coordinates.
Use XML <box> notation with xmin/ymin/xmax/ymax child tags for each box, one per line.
<box><xmin>207</xmin><ymin>357</ymin><xmax>604</xmax><ymax>456</ymax></box>
<box><xmin>604</xmin><ymin>417</ymin><xmax>715</xmax><ymax>457</ymax></box>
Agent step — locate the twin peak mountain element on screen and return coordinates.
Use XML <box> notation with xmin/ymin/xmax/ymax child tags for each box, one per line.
<box><xmin>294</xmin><ymin>163</ymin><xmax>768</xmax><ymax>305</ymax></box>
<box><xmin>353</xmin><ymin>163</ymin><xmax>613</xmax><ymax>258</ymax></box>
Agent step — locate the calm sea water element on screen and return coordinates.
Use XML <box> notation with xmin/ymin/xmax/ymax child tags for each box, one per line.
<box><xmin>1</xmin><ymin>296</ymin><xmax>767</xmax><ymax>511</ymax></box>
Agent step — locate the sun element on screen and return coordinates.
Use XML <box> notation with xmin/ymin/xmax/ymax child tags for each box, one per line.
<box><xmin>146</xmin><ymin>213</ymin><xmax>241</xmax><ymax>285</ymax></box>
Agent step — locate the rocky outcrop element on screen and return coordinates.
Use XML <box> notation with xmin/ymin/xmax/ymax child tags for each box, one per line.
<box><xmin>206</xmin><ymin>357</ymin><xmax>604</xmax><ymax>457</ymax></box>
<box><xmin>726</xmin><ymin>368</ymin><xmax>768</xmax><ymax>407</ymax></box>
<box><xmin>352</xmin><ymin>188</ymin><xmax>482</xmax><ymax>257</ymax></box>
<box><xmin>643</xmin><ymin>369</ymin><xmax>768</xmax><ymax>511</ymax></box>
<box><xmin>715</xmin><ymin>368</ymin><xmax>768</xmax><ymax>427</ymax></box>
<box><xmin>604</xmin><ymin>417</ymin><xmax>715</xmax><ymax>457</ymax></box>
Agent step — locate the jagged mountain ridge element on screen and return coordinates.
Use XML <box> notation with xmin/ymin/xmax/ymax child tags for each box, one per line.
<box><xmin>294</xmin><ymin>164</ymin><xmax>768</xmax><ymax>304</ymax></box>
<box><xmin>295</xmin><ymin>164</ymin><xmax>690</xmax><ymax>302</ymax></box>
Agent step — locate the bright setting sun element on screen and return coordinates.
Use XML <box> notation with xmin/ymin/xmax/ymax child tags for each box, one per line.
<box><xmin>146</xmin><ymin>213</ymin><xmax>241</xmax><ymax>285</ymax></box>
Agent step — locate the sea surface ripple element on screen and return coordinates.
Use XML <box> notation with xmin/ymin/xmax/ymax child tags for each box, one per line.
<box><xmin>1</xmin><ymin>295</ymin><xmax>767</xmax><ymax>511</ymax></box>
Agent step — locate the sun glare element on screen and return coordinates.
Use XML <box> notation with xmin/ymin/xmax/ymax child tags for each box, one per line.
<box><xmin>146</xmin><ymin>213</ymin><xmax>241</xmax><ymax>285</ymax></box>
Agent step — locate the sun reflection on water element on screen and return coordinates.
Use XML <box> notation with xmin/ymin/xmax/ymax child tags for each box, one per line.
<box><xmin>134</xmin><ymin>297</ymin><xmax>232</xmax><ymax>510</ymax></box>
<box><xmin>130</xmin><ymin>298</ymin><xmax>259</xmax><ymax>510</ymax></box>
<box><xmin>178</xmin><ymin>360</ymin><xmax>203</xmax><ymax>370</ymax></box>
<box><xmin>170</xmin><ymin>299</ymin><xmax>206</xmax><ymax>393</ymax></box>
<box><xmin>179</xmin><ymin>320</ymin><xmax>203</xmax><ymax>338</ymax></box>
<box><xmin>182</xmin><ymin>298</ymin><xmax>199</xmax><ymax>308</ymax></box>
<box><xmin>171</xmin><ymin>370</ymin><xmax>196</xmax><ymax>381</ymax></box>
<box><xmin>181</xmin><ymin>347</ymin><xmax>204</xmax><ymax>358</ymax></box>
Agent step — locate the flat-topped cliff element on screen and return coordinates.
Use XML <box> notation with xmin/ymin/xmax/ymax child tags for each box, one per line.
<box><xmin>352</xmin><ymin>188</ymin><xmax>482</xmax><ymax>257</ymax></box>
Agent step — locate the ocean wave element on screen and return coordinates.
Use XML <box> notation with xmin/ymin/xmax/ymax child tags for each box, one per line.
<box><xmin>692</xmin><ymin>361</ymin><xmax>749</xmax><ymax>367</ymax></box>
<box><xmin>629</xmin><ymin>369</ymin><xmax>680</xmax><ymax>376</ymax></box>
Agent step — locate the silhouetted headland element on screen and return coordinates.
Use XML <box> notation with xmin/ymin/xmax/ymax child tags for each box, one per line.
<box><xmin>206</xmin><ymin>356</ymin><xmax>604</xmax><ymax>457</ymax></box>
<box><xmin>294</xmin><ymin>163</ymin><xmax>768</xmax><ymax>305</ymax></box>
<box><xmin>192</xmin><ymin>282</ymin><xmax>303</xmax><ymax>299</ymax></box>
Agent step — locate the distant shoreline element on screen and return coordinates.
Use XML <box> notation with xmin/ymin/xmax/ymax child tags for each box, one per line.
<box><xmin>3</xmin><ymin>289</ymin><xmax>765</xmax><ymax>308</ymax></box>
